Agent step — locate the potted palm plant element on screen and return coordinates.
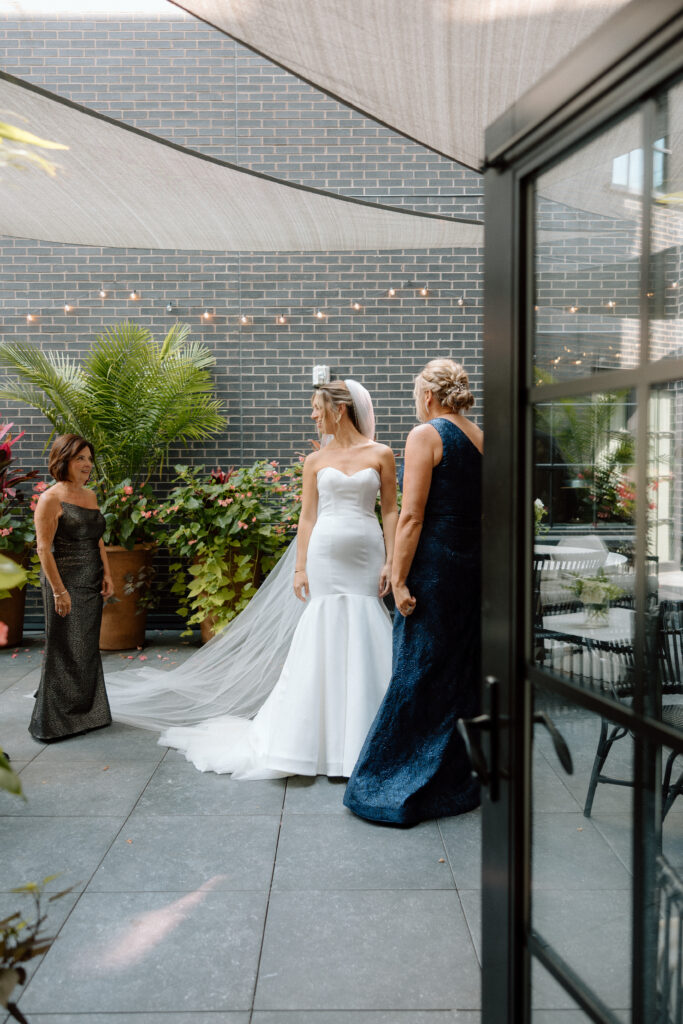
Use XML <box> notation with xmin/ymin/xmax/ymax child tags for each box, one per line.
<box><xmin>0</xmin><ymin>321</ymin><xmax>225</xmax><ymax>649</ymax></box>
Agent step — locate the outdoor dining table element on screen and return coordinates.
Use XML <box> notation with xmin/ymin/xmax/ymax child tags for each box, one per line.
<box><xmin>539</xmin><ymin>606</ymin><xmax>635</xmax><ymax>687</ymax></box>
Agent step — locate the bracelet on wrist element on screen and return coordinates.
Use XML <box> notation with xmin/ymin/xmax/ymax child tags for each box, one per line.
<box><xmin>294</xmin><ymin>568</ymin><xmax>306</xmax><ymax>573</ymax></box>
<box><xmin>53</xmin><ymin>589</ymin><xmax>67</xmax><ymax>598</ymax></box>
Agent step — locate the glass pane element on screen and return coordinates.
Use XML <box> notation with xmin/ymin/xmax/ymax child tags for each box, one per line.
<box><xmin>533</xmin><ymin>391</ymin><xmax>636</xmax><ymax>702</ymax></box>
<box><xmin>534</xmin><ymin>113</ymin><xmax>642</xmax><ymax>383</ymax></box>
<box><xmin>645</xmin><ymin>385</ymin><xmax>683</xmax><ymax>751</ymax></box>
<box><xmin>650</xmin><ymin>80</ymin><xmax>683</xmax><ymax>362</ymax></box>
<box><xmin>531</xmin><ymin>698</ymin><xmax>632</xmax><ymax>1017</ymax></box>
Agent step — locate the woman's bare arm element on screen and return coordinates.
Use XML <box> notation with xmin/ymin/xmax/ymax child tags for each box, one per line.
<box><xmin>378</xmin><ymin>446</ymin><xmax>398</xmax><ymax>597</ymax></box>
<box><xmin>35</xmin><ymin>492</ymin><xmax>71</xmax><ymax>615</ymax></box>
<box><xmin>293</xmin><ymin>455</ymin><xmax>319</xmax><ymax>602</ymax></box>
<box><xmin>391</xmin><ymin>425</ymin><xmax>438</xmax><ymax>615</ymax></box>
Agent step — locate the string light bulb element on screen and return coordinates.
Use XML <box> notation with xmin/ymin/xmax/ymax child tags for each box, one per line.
<box><xmin>418</xmin><ymin>286</ymin><xmax>429</xmax><ymax>298</ymax></box>
<box><xmin>64</xmin><ymin>303</ymin><xmax>72</xmax><ymax>313</ymax></box>
<box><xmin>98</xmin><ymin>287</ymin><xmax>107</xmax><ymax>299</ymax></box>
<box><xmin>386</xmin><ymin>287</ymin><xmax>396</xmax><ymax>297</ymax></box>
<box><xmin>607</xmin><ymin>300</ymin><xmax>616</xmax><ymax>309</ymax></box>
<box><xmin>350</xmin><ymin>301</ymin><xmax>363</xmax><ymax>312</ymax></box>
<box><xmin>129</xmin><ymin>289</ymin><xmax>139</xmax><ymax>300</ymax></box>
<box><xmin>202</xmin><ymin>309</ymin><xmax>212</xmax><ymax>320</ymax></box>
<box><xmin>457</xmin><ymin>296</ymin><xmax>465</xmax><ymax>307</ymax></box>
<box><xmin>166</xmin><ymin>301</ymin><xmax>175</xmax><ymax>314</ymax></box>
<box><xmin>26</xmin><ymin>313</ymin><xmax>34</xmax><ymax>323</ymax></box>
<box><xmin>314</xmin><ymin>309</ymin><xmax>327</xmax><ymax>320</ymax></box>
<box><xmin>569</xmin><ymin>305</ymin><xmax>578</xmax><ymax>313</ymax></box>
<box><xmin>275</xmin><ymin>314</ymin><xmax>288</xmax><ymax>325</ymax></box>
<box><xmin>239</xmin><ymin>314</ymin><xmax>253</xmax><ymax>325</ymax></box>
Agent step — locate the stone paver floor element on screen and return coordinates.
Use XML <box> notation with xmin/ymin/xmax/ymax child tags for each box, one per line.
<box><xmin>3</xmin><ymin>632</ymin><xmax>682</xmax><ymax>1022</ymax></box>
<box><xmin>1</xmin><ymin>633</ymin><xmax>481</xmax><ymax>1024</ymax></box>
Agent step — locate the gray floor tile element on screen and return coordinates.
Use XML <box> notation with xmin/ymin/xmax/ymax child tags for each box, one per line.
<box><xmin>438</xmin><ymin>811</ymin><xmax>481</xmax><ymax>890</ymax></box>
<box><xmin>2</xmin><ymin>760</ymin><xmax>160</xmax><ymax>817</ymax></box>
<box><xmin>20</xmin><ymin>890</ymin><xmax>268</xmax><ymax>1013</ymax></box>
<box><xmin>23</xmin><ymin>1016</ymin><xmax>250</xmax><ymax>1022</ymax></box>
<box><xmin>253</xmin><ymin>1014</ymin><xmax>464</xmax><ymax>1023</ymax></box>
<box><xmin>0</xmin><ymin>816</ymin><xmax>122</xmax><ymax>893</ymax></box>
<box><xmin>533</xmin><ymin>752</ymin><xmax>582</xmax><ymax>812</ymax></box>
<box><xmin>283</xmin><ymin>775</ymin><xmax>349</xmax><ymax>814</ymax></box>
<box><xmin>255</xmin><ymin>890</ymin><xmax>480</xmax><ymax>1011</ymax></box>
<box><xmin>272</xmin><ymin>814</ymin><xmax>453</xmax><ymax>891</ymax></box>
<box><xmin>532</xmin><ymin>812</ymin><xmax>632</xmax><ymax>889</ymax></box>
<box><xmin>88</xmin><ymin>812</ymin><xmax>280</xmax><ymax>892</ymax></box>
<box><xmin>454</xmin><ymin>891</ymin><xmax>481</xmax><ymax>965</ymax></box>
<box><xmin>533</xmin><ymin>889</ymin><xmax>631</xmax><ymax>1011</ymax></box>
<box><xmin>136</xmin><ymin>758</ymin><xmax>285</xmax><ymax>816</ymax></box>
<box><xmin>32</xmin><ymin>721</ymin><xmax>167</xmax><ymax>763</ymax></box>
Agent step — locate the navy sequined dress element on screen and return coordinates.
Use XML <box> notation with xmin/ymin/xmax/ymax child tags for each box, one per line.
<box><xmin>344</xmin><ymin>418</ymin><xmax>482</xmax><ymax>825</ymax></box>
<box><xmin>30</xmin><ymin>502</ymin><xmax>112</xmax><ymax>742</ymax></box>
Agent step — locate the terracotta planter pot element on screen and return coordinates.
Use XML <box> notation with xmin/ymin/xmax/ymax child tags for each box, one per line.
<box><xmin>0</xmin><ymin>552</ymin><xmax>28</xmax><ymax>647</ymax></box>
<box><xmin>99</xmin><ymin>545</ymin><xmax>153</xmax><ymax>651</ymax></box>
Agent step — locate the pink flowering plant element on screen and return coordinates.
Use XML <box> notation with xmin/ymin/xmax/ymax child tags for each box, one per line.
<box><xmin>161</xmin><ymin>459</ymin><xmax>302</xmax><ymax>635</ymax></box>
<box><xmin>99</xmin><ymin>480</ymin><xmax>161</xmax><ymax>549</ymax></box>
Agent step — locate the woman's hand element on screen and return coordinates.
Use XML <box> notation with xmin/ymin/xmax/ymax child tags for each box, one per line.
<box><xmin>393</xmin><ymin>582</ymin><xmax>416</xmax><ymax>617</ymax></box>
<box><xmin>293</xmin><ymin>569</ymin><xmax>309</xmax><ymax>603</ymax></box>
<box><xmin>101</xmin><ymin>574</ymin><xmax>114</xmax><ymax>599</ymax></box>
<box><xmin>54</xmin><ymin>590</ymin><xmax>71</xmax><ymax>617</ymax></box>
<box><xmin>379</xmin><ymin>562</ymin><xmax>392</xmax><ymax>598</ymax></box>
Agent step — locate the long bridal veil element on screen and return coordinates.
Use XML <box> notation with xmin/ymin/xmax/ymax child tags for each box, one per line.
<box><xmin>106</xmin><ymin>539</ymin><xmax>304</xmax><ymax>729</ymax></box>
<box><xmin>106</xmin><ymin>378</ymin><xmax>376</xmax><ymax>732</ymax></box>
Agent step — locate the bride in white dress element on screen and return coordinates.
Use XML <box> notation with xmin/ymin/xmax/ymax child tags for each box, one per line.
<box><xmin>106</xmin><ymin>379</ymin><xmax>397</xmax><ymax>779</ymax></box>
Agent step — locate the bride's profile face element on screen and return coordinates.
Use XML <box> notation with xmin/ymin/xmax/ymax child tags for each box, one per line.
<box><xmin>311</xmin><ymin>393</ymin><xmax>333</xmax><ymax>435</ymax></box>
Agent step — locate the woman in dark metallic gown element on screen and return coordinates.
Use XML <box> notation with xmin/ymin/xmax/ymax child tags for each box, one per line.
<box><xmin>30</xmin><ymin>434</ymin><xmax>113</xmax><ymax>742</ymax></box>
<box><xmin>344</xmin><ymin>359</ymin><xmax>483</xmax><ymax>826</ymax></box>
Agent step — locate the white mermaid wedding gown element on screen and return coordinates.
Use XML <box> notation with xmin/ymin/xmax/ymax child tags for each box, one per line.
<box><xmin>151</xmin><ymin>465</ymin><xmax>392</xmax><ymax>778</ymax></box>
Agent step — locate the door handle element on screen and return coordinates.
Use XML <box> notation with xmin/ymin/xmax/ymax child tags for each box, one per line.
<box><xmin>533</xmin><ymin>711</ymin><xmax>573</xmax><ymax>774</ymax></box>
<box><xmin>458</xmin><ymin>681</ymin><xmax>575</xmax><ymax>801</ymax></box>
<box><xmin>458</xmin><ymin>676</ymin><xmax>501</xmax><ymax>801</ymax></box>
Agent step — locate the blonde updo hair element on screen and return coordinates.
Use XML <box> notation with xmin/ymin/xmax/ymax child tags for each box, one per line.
<box><xmin>312</xmin><ymin>380</ymin><xmax>359</xmax><ymax>431</ymax></box>
<box><xmin>415</xmin><ymin>358</ymin><xmax>474</xmax><ymax>413</ymax></box>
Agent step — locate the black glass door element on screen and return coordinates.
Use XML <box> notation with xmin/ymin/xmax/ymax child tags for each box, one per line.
<box><xmin>480</xmin><ymin>7</ymin><xmax>683</xmax><ymax>1023</ymax></box>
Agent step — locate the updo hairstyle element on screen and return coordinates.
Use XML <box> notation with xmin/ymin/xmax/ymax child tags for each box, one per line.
<box><xmin>313</xmin><ymin>380</ymin><xmax>359</xmax><ymax>430</ymax></box>
<box><xmin>416</xmin><ymin>359</ymin><xmax>474</xmax><ymax>413</ymax></box>
<box><xmin>48</xmin><ymin>434</ymin><xmax>95</xmax><ymax>482</ymax></box>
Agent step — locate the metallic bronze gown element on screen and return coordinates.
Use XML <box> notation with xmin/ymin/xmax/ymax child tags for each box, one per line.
<box><xmin>29</xmin><ymin>502</ymin><xmax>112</xmax><ymax>742</ymax></box>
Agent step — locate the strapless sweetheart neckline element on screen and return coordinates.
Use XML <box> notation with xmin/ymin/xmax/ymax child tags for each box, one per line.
<box><xmin>317</xmin><ymin>465</ymin><xmax>380</xmax><ymax>481</ymax></box>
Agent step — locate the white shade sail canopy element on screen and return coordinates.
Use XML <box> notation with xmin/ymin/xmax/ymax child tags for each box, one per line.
<box><xmin>0</xmin><ymin>74</ymin><xmax>482</xmax><ymax>252</ymax></box>
<box><xmin>172</xmin><ymin>0</ymin><xmax>629</xmax><ymax>171</ymax></box>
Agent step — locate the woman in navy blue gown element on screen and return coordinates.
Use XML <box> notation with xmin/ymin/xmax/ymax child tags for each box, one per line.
<box><xmin>344</xmin><ymin>359</ymin><xmax>483</xmax><ymax>825</ymax></box>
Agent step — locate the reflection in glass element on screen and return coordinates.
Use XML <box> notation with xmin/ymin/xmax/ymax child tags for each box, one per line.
<box><xmin>534</xmin><ymin>113</ymin><xmax>642</xmax><ymax>382</ymax></box>
<box><xmin>531</xmin><ymin>699</ymin><xmax>632</xmax><ymax>1016</ymax></box>
<box><xmin>533</xmin><ymin>392</ymin><xmax>635</xmax><ymax>697</ymax></box>
<box><xmin>650</xmin><ymin>81</ymin><xmax>683</xmax><ymax>362</ymax></box>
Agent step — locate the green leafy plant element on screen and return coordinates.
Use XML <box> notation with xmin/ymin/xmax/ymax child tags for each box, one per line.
<box><xmin>0</xmin><ymin>321</ymin><xmax>225</xmax><ymax>493</ymax></box>
<box><xmin>99</xmin><ymin>480</ymin><xmax>161</xmax><ymax>550</ymax></box>
<box><xmin>162</xmin><ymin>460</ymin><xmax>302</xmax><ymax>635</ymax></box>
<box><xmin>0</xmin><ymin>423</ymin><xmax>41</xmax><ymax>595</ymax></box>
<box><xmin>0</xmin><ymin>878</ymin><xmax>73</xmax><ymax>1023</ymax></box>
<box><xmin>564</xmin><ymin>568</ymin><xmax>624</xmax><ymax>606</ymax></box>
<box><xmin>0</xmin><ymin>118</ymin><xmax>68</xmax><ymax>178</ymax></box>
<box><xmin>0</xmin><ymin>747</ymin><xmax>22</xmax><ymax>800</ymax></box>
<box><xmin>534</xmin><ymin>498</ymin><xmax>549</xmax><ymax>535</ymax></box>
